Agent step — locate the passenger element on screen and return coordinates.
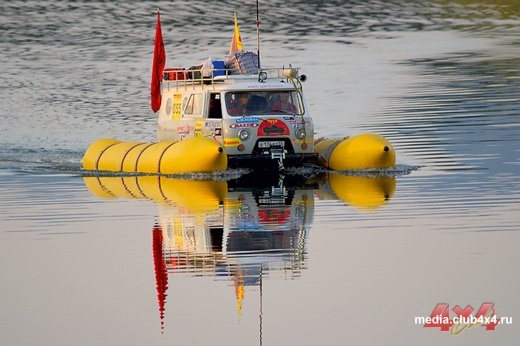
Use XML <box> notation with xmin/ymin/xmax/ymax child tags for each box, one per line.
<box><xmin>228</xmin><ymin>94</ymin><xmax>249</xmax><ymax>116</ymax></box>
<box><xmin>271</xmin><ymin>93</ymin><xmax>297</xmax><ymax>113</ymax></box>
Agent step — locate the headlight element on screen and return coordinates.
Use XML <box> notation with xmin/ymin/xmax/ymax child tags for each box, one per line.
<box><xmin>295</xmin><ymin>128</ymin><xmax>306</xmax><ymax>140</ymax></box>
<box><xmin>258</xmin><ymin>71</ymin><xmax>268</xmax><ymax>82</ymax></box>
<box><xmin>238</xmin><ymin>129</ymin><xmax>250</xmax><ymax>141</ymax></box>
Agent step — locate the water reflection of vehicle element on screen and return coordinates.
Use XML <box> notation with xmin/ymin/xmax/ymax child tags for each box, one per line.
<box><xmin>83</xmin><ymin>172</ymin><xmax>396</xmax><ymax>327</ymax></box>
<box><xmin>154</xmin><ymin>176</ymin><xmax>313</xmax><ymax>281</ymax></box>
<box><xmin>83</xmin><ymin>175</ymin><xmax>314</xmax><ymax>323</ymax></box>
<box><xmin>84</xmin><ymin>175</ymin><xmax>313</xmax><ymax>274</ymax></box>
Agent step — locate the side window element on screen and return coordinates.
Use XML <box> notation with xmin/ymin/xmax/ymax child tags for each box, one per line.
<box><xmin>184</xmin><ymin>95</ymin><xmax>194</xmax><ymax>115</ymax></box>
<box><xmin>208</xmin><ymin>93</ymin><xmax>222</xmax><ymax>119</ymax></box>
<box><xmin>184</xmin><ymin>94</ymin><xmax>204</xmax><ymax>117</ymax></box>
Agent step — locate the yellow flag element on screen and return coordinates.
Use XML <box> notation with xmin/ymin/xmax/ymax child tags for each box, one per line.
<box><xmin>229</xmin><ymin>12</ymin><xmax>244</xmax><ymax>55</ymax></box>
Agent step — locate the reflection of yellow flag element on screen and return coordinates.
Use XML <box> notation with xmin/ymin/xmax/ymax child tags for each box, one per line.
<box><xmin>234</xmin><ymin>270</ymin><xmax>244</xmax><ymax>321</ymax></box>
<box><xmin>229</xmin><ymin>12</ymin><xmax>244</xmax><ymax>55</ymax></box>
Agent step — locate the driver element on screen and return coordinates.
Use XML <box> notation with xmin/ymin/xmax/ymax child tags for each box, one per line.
<box><xmin>228</xmin><ymin>94</ymin><xmax>249</xmax><ymax>116</ymax></box>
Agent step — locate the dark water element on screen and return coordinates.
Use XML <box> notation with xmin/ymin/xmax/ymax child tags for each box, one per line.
<box><xmin>1</xmin><ymin>1</ymin><xmax>519</xmax><ymax>345</ymax></box>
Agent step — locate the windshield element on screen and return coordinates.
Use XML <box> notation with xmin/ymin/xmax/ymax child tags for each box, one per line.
<box><xmin>225</xmin><ymin>91</ymin><xmax>304</xmax><ymax>116</ymax></box>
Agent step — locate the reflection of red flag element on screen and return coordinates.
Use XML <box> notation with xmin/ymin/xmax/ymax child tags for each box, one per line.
<box><xmin>152</xmin><ymin>223</ymin><xmax>168</xmax><ymax>332</ymax></box>
<box><xmin>150</xmin><ymin>11</ymin><xmax>166</xmax><ymax>112</ymax></box>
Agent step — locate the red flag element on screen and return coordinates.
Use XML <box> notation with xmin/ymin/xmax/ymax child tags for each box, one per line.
<box><xmin>151</xmin><ymin>11</ymin><xmax>166</xmax><ymax>112</ymax></box>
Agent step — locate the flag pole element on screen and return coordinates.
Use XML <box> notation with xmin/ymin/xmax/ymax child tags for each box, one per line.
<box><xmin>256</xmin><ymin>0</ymin><xmax>261</xmax><ymax>69</ymax></box>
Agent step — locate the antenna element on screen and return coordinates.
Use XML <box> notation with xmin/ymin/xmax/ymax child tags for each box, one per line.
<box><xmin>256</xmin><ymin>0</ymin><xmax>261</xmax><ymax>69</ymax></box>
<box><xmin>259</xmin><ymin>263</ymin><xmax>263</xmax><ymax>346</ymax></box>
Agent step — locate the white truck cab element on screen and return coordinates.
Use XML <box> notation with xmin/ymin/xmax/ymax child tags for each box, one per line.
<box><xmin>158</xmin><ymin>67</ymin><xmax>316</xmax><ymax>169</ymax></box>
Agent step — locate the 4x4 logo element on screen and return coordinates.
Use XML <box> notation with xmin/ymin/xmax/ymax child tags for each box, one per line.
<box><xmin>424</xmin><ymin>303</ymin><xmax>498</xmax><ymax>335</ymax></box>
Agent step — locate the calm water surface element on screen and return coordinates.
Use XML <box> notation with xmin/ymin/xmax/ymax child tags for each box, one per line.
<box><xmin>1</xmin><ymin>1</ymin><xmax>519</xmax><ymax>345</ymax></box>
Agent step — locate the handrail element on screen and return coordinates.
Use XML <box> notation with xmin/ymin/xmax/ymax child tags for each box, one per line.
<box><xmin>162</xmin><ymin>66</ymin><xmax>303</xmax><ymax>91</ymax></box>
